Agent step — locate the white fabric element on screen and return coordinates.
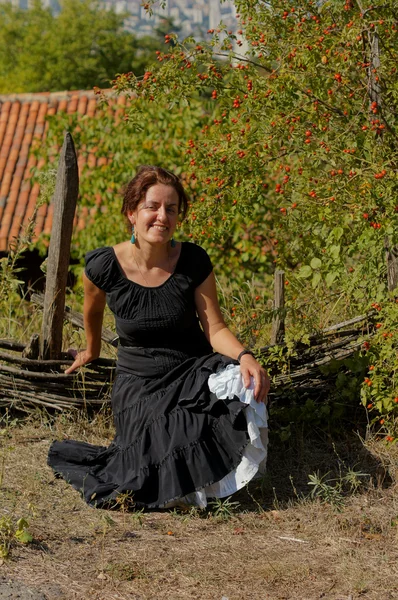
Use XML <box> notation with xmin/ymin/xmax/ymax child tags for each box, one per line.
<box><xmin>173</xmin><ymin>364</ymin><xmax>268</xmax><ymax>509</ymax></box>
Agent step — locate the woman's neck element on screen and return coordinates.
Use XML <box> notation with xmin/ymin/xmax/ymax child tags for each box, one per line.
<box><xmin>131</xmin><ymin>241</ymin><xmax>171</xmax><ymax>270</ymax></box>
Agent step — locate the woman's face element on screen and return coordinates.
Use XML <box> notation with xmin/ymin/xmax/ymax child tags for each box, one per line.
<box><xmin>128</xmin><ymin>183</ymin><xmax>179</xmax><ymax>246</ymax></box>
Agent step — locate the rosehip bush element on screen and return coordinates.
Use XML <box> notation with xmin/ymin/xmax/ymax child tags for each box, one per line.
<box><xmin>38</xmin><ymin>0</ymin><xmax>398</xmax><ymax>433</ymax></box>
<box><xmin>110</xmin><ymin>0</ymin><xmax>398</xmax><ymax>431</ymax></box>
<box><xmin>359</xmin><ymin>299</ymin><xmax>398</xmax><ymax>438</ymax></box>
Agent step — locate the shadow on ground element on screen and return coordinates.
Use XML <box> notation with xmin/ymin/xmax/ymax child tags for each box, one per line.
<box><xmin>234</xmin><ymin>425</ymin><xmax>392</xmax><ymax>512</ymax></box>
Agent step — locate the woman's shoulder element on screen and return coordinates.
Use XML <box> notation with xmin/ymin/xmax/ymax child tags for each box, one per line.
<box><xmin>180</xmin><ymin>241</ymin><xmax>210</xmax><ymax>259</ymax></box>
<box><xmin>179</xmin><ymin>242</ymin><xmax>213</xmax><ymax>286</ymax></box>
<box><xmin>85</xmin><ymin>246</ymin><xmax>118</xmax><ymax>291</ymax></box>
<box><xmin>85</xmin><ymin>245</ymin><xmax>114</xmax><ymax>262</ymax></box>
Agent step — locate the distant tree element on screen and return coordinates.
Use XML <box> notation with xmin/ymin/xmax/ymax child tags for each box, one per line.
<box><xmin>0</xmin><ymin>0</ymin><xmax>165</xmax><ymax>93</ymax></box>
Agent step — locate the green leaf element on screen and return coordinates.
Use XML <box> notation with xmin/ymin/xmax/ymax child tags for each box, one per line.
<box><xmin>325</xmin><ymin>271</ymin><xmax>338</xmax><ymax>287</ymax></box>
<box><xmin>332</xmin><ymin>227</ymin><xmax>344</xmax><ymax>241</ymax></box>
<box><xmin>15</xmin><ymin>519</ymin><xmax>33</xmax><ymax>544</ymax></box>
<box><xmin>15</xmin><ymin>529</ymin><xmax>33</xmax><ymax>544</ymax></box>
<box><xmin>329</xmin><ymin>245</ymin><xmax>341</xmax><ymax>261</ymax></box>
<box><xmin>375</xmin><ymin>401</ymin><xmax>383</xmax><ymax>412</ymax></box>
<box><xmin>312</xmin><ymin>272</ymin><xmax>322</xmax><ymax>289</ymax></box>
<box><xmin>16</xmin><ymin>518</ymin><xmax>29</xmax><ymax>530</ymax></box>
<box><xmin>310</xmin><ymin>257</ymin><xmax>322</xmax><ymax>270</ymax></box>
<box><xmin>298</xmin><ymin>265</ymin><xmax>313</xmax><ymax>278</ymax></box>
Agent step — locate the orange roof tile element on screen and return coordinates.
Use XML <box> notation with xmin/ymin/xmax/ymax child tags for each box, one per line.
<box><xmin>0</xmin><ymin>89</ymin><xmax>120</xmax><ymax>252</ymax></box>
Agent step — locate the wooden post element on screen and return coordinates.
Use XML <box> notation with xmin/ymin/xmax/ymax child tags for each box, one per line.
<box><xmin>271</xmin><ymin>269</ymin><xmax>285</xmax><ymax>345</ymax></box>
<box><xmin>40</xmin><ymin>133</ymin><xmax>79</xmax><ymax>359</ymax></box>
<box><xmin>385</xmin><ymin>237</ymin><xmax>398</xmax><ymax>293</ymax></box>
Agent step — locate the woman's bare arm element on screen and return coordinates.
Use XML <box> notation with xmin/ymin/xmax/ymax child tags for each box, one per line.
<box><xmin>195</xmin><ymin>272</ymin><xmax>270</xmax><ymax>403</ymax></box>
<box><xmin>65</xmin><ymin>272</ymin><xmax>106</xmax><ymax>374</ymax></box>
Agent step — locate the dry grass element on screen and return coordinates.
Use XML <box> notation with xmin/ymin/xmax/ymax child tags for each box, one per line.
<box><xmin>1</xmin><ymin>412</ymin><xmax>398</xmax><ymax>600</ymax></box>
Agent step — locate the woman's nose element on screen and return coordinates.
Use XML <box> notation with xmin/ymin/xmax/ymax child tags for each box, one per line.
<box><xmin>157</xmin><ymin>206</ymin><xmax>167</xmax><ymax>221</ymax></box>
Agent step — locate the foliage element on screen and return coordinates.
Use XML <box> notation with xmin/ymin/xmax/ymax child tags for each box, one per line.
<box><xmin>207</xmin><ymin>496</ymin><xmax>241</xmax><ymax>520</ymax></box>
<box><xmin>33</xmin><ymin>98</ymin><xmax>205</xmax><ymax>259</ymax></box>
<box><xmin>0</xmin><ymin>0</ymin><xmax>167</xmax><ymax>93</ymax></box>
<box><xmin>0</xmin><ymin>516</ymin><xmax>32</xmax><ymax>559</ymax></box>
<box><xmin>308</xmin><ymin>466</ymin><xmax>369</xmax><ymax>509</ymax></box>
<box><xmin>0</xmin><ymin>207</ymin><xmax>41</xmax><ymax>340</ymax></box>
<box><xmin>108</xmin><ymin>0</ymin><xmax>398</xmax><ymax>428</ymax></box>
<box><xmin>31</xmin><ymin>0</ymin><xmax>398</xmax><ymax>431</ymax></box>
<box><xmin>260</xmin><ymin>343</ymin><xmax>370</xmax><ymax>443</ymax></box>
<box><xmin>359</xmin><ymin>298</ymin><xmax>398</xmax><ymax>438</ymax></box>
<box><xmin>122</xmin><ymin>1</ymin><xmax>398</xmax><ymax>292</ymax></box>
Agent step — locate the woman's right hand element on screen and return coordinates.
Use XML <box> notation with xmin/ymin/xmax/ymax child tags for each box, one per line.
<box><xmin>65</xmin><ymin>349</ymin><xmax>99</xmax><ymax>374</ymax></box>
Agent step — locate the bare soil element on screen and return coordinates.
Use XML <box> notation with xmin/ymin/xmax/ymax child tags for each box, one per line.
<box><xmin>1</xmin><ymin>413</ymin><xmax>397</xmax><ymax>600</ymax></box>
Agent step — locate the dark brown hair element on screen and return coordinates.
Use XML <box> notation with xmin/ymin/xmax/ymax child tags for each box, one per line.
<box><xmin>122</xmin><ymin>165</ymin><xmax>189</xmax><ymax>219</ymax></box>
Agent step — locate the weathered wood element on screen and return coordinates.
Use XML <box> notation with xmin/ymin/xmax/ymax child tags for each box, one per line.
<box><xmin>0</xmin><ymin>363</ymin><xmax>73</xmax><ymax>381</ymax></box>
<box><xmin>271</xmin><ymin>270</ymin><xmax>285</xmax><ymax>345</ymax></box>
<box><xmin>0</xmin><ymin>389</ymin><xmax>106</xmax><ymax>410</ymax></box>
<box><xmin>32</xmin><ymin>292</ymin><xmax>119</xmax><ymax>348</ymax></box>
<box><xmin>311</xmin><ymin>327</ymin><xmax>366</xmax><ymax>339</ymax></box>
<box><xmin>260</xmin><ymin>317</ymin><xmax>370</xmax><ymax>353</ymax></box>
<box><xmin>0</xmin><ymin>277</ymin><xmax>378</xmax><ymax>412</ymax></box>
<box><xmin>0</xmin><ymin>323</ymin><xmax>367</xmax><ymax>410</ymax></box>
<box><xmin>0</xmin><ymin>369</ymin><xmax>112</xmax><ymax>409</ymax></box>
<box><xmin>299</xmin><ymin>334</ymin><xmax>361</xmax><ymax>356</ymax></box>
<box><xmin>315</xmin><ymin>314</ymin><xmax>369</xmax><ymax>334</ymax></box>
<box><xmin>40</xmin><ymin>132</ymin><xmax>79</xmax><ymax>360</ymax></box>
<box><xmin>0</xmin><ymin>339</ymin><xmax>25</xmax><ymax>352</ymax></box>
<box><xmin>0</xmin><ymin>387</ymin><xmax>107</xmax><ymax>407</ymax></box>
<box><xmin>0</xmin><ymin>375</ymin><xmax>111</xmax><ymax>397</ymax></box>
<box><xmin>0</xmin><ymin>374</ymin><xmax>73</xmax><ymax>394</ymax></box>
<box><xmin>385</xmin><ymin>237</ymin><xmax>398</xmax><ymax>292</ymax></box>
<box><xmin>274</xmin><ymin>343</ymin><xmax>363</xmax><ymax>384</ymax></box>
<box><xmin>0</xmin><ymin>350</ymin><xmax>73</xmax><ymax>367</ymax></box>
<box><xmin>22</xmin><ymin>334</ymin><xmax>40</xmax><ymax>359</ymax></box>
<box><xmin>0</xmin><ymin>385</ymin><xmax>76</xmax><ymax>404</ymax></box>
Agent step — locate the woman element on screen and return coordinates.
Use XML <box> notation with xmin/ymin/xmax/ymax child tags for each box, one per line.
<box><xmin>48</xmin><ymin>165</ymin><xmax>270</xmax><ymax>509</ymax></box>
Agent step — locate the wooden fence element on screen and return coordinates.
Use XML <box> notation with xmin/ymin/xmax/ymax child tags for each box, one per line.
<box><xmin>0</xmin><ymin>132</ymin><xmax>396</xmax><ymax>410</ymax></box>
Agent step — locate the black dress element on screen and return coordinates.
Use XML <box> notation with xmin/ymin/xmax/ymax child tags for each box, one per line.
<box><xmin>48</xmin><ymin>242</ymin><xmax>266</xmax><ymax>509</ymax></box>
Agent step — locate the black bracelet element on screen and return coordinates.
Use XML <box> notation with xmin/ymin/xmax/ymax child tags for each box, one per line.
<box><xmin>237</xmin><ymin>349</ymin><xmax>255</xmax><ymax>363</ymax></box>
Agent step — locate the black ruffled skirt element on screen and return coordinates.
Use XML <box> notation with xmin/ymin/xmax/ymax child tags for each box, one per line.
<box><xmin>48</xmin><ymin>352</ymin><xmax>252</xmax><ymax>508</ymax></box>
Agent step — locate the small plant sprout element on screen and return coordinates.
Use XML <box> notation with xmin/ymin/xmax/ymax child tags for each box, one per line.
<box><xmin>307</xmin><ymin>471</ymin><xmax>345</xmax><ymax>508</ymax></box>
<box><xmin>208</xmin><ymin>496</ymin><xmax>241</xmax><ymax>520</ymax></box>
<box><xmin>130</xmin><ymin>508</ymin><xmax>145</xmax><ymax>528</ymax></box>
<box><xmin>307</xmin><ymin>466</ymin><xmax>369</xmax><ymax>509</ymax></box>
<box><xmin>0</xmin><ymin>516</ymin><xmax>33</xmax><ymax>559</ymax></box>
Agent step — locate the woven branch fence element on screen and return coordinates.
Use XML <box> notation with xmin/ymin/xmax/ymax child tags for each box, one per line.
<box><xmin>0</xmin><ymin>133</ymin><xmax>395</xmax><ymax>412</ymax></box>
<box><xmin>0</xmin><ymin>304</ymin><xmax>375</xmax><ymax>411</ymax></box>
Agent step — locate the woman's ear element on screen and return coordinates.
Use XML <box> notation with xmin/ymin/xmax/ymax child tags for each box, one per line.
<box><xmin>127</xmin><ymin>211</ymin><xmax>135</xmax><ymax>226</ymax></box>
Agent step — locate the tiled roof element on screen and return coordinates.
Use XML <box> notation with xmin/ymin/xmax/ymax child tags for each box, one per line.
<box><xmin>0</xmin><ymin>89</ymin><xmax>127</xmax><ymax>252</ymax></box>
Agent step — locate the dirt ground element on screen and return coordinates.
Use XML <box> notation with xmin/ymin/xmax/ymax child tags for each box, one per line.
<box><xmin>1</xmin><ymin>415</ymin><xmax>398</xmax><ymax>600</ymax></box>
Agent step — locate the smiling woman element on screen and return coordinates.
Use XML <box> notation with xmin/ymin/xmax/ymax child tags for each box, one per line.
<box><xmin>117</xmin><ymin>183</ymin><xmax>182</xmax><ymax>287</ymax></box>
<box><xmin>132</xmin><ymin>184</ymin><xmax>179</xmax><ymax>238</ymax></box>
<box><xmin>47</xmin><ymin>165</ymin><xmax>270</xmax><ymax>509</ymax></box>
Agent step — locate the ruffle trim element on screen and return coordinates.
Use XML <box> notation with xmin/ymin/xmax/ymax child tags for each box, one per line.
<box><xmin>170</xmin><ymin>365</ymin><xmax>268</xmax><ymax>508</ymax></box>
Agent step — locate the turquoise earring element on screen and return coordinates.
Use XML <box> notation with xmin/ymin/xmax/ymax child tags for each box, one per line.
<box><xmin>130</xmin><ymin>226</ymin><xmax>136</xmax><ymax>244</ymax></box>
<box><xmin>171</xmin><ymin>238</ymin><xmax>176</xmax><ymax>248</ymax></box>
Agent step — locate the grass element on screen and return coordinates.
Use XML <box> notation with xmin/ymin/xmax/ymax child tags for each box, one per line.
<box><xmin>1</xmin><ymin>411</ymin><xmax>398</xmax><ymax>600</ymax></box>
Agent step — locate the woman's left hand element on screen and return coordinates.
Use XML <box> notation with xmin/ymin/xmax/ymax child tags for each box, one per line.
<box><xmin>239</xmin><ymin>354</ymin><xmax>270</xmax><ymax>404</ymax></box>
